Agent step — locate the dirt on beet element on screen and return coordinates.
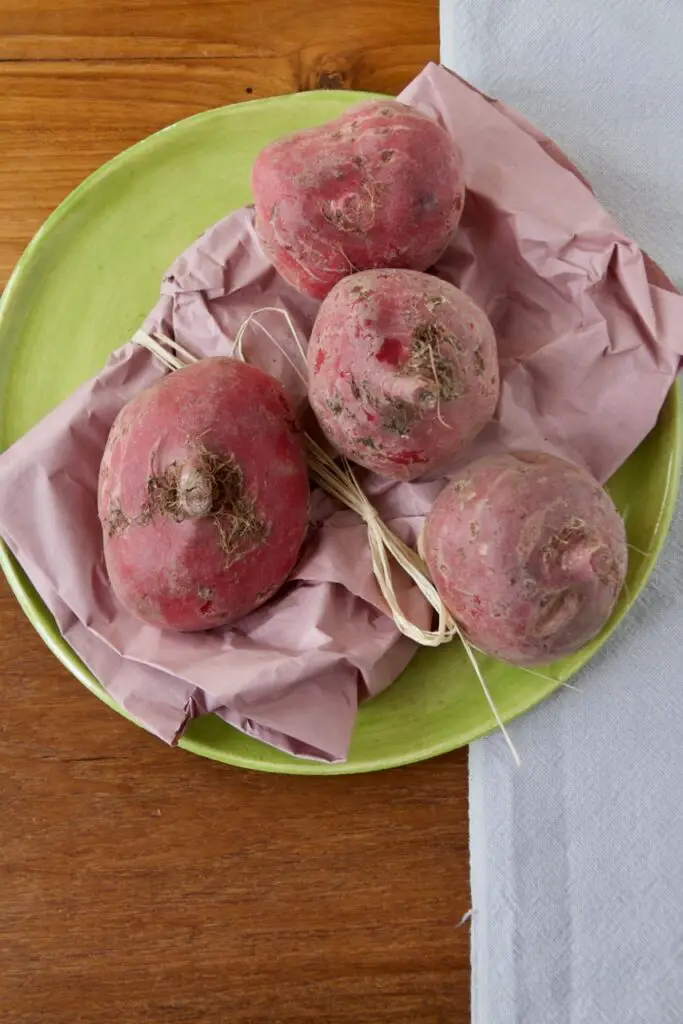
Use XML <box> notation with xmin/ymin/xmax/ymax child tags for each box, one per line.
<box><xmin>108</xmin><ymin>441</ymin><xmax>269</xmax><ymax>561</ymax></box>
<box><xmin>382</xmin><ymin>399</ymin><xmax>415</xmax><ymax>436</ymax></box>
<box><xmin>106</xmin><ymin>505</ymin><xmax>131</xmax><ymax>537</ymax></box>
<box><xmin>403</xmin><ymin>322</ymin><xmax>464</xmax><ymax>402</ymax></box>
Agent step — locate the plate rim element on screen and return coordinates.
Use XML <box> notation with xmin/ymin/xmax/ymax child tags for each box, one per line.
<box><xmin>1</xmin><ymin>92</ymin><xmax>681</xmax><ymax>775</ymax></box>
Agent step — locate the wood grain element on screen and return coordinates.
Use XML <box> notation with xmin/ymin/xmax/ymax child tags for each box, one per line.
<box><xmin>0</xmin><ymin>0</ymin><xmax>438</xmax><ymax>68</ymax></box>
<box><xmin>0</xmin><ymin>3</ymin><xmax>471</xmax><ymax>1022</ymax></box>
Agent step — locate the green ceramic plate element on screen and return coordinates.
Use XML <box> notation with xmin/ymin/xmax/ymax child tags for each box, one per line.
<box><xmin>0</xmin><ymin>92</ymin><xmax>681</xmax><ymax>775</ymax></box>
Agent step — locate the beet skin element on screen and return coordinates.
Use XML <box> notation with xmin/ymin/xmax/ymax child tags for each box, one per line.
<box><xmin>423</xmin><ymin>451</ymin><xmax>628</xmax><ymax>666</ymax></box>
<box><xmin>251</xmin><ymin>99</ymin><xmax>465</xmax><ymax>299</ymax></box>
<box><xmin>98</xmin><ymin>358</ymin><xmax>309</xmax><ymax>631</ymax></box>
<box><xmin>307</xmin><ymin>268</ymin><xmax>499</xmax><ymax>481</ymax></box>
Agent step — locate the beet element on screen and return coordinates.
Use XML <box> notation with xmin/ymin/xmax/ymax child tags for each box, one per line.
<box><xmin>422</xmin><ymin>451</ymin><xmax>628</xmax><ymax>666</ymax></box>
<box><xmin>98</xmin><ymin>358</ymin><xmax>309</xmax><ymax>631</ymax></box>
<box><xmin>307</xmin><ymin>269</ymin><xmax>499</xmax><ymax>481</ymax></box>
<box><xmin>251</xmin><ymin>99</ymin><xmax>465</xmax><ymax>299</ymax></box>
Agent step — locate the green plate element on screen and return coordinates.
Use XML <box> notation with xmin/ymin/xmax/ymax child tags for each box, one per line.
<box><xmin>1</xmin><ymin>92</ymin><xmax>681</xmax><ymax>775</ymax></box>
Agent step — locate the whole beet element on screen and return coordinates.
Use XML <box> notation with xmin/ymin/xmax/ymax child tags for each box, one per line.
<box><xmin>423</xmin><ymin>451</ymin><xmax>628</xmax><ymax>666</ymax></box>
<box><xmin>308</xmin><ymin>269</ymin><xmax>499</xmax><ymax>481</ymax></box>
<box><xmin>252</xmin><ymin>100</ymin><xmax>465</xmax><ymax>299</ymax></box>
<box><xmin>98</xmin><ymin>358</ymin><xmax>309</xmax><ymax>631</ymax></box>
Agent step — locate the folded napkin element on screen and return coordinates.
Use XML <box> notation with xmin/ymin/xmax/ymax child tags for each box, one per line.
<box><xmin>440</xmin><ymin>1</ymin><xmax>683</xmax><ymax>1019</ymax></box>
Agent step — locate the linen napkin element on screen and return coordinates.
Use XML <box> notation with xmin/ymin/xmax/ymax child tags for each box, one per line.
<box><xmin>440</xmin><ymin>1</ymin><xmax>683</xmax><ymax>1020</ymax></box>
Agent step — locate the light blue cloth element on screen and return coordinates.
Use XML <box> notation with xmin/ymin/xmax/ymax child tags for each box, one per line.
<box><xmin>441</xmin><ymin>0</ymin><xmax>683</xmax><ymax>290</ymax></box>
<box><xmin>440</xmin><ymin>2</ymin><xmax>683</xmax><ymax>1020</ymax></box>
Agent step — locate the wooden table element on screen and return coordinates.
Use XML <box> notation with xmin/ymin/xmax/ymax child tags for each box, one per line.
<box><xmin>0</xmin><ymin>4</ymin><xmax>470</xmax><ymax>1021</ymax></box>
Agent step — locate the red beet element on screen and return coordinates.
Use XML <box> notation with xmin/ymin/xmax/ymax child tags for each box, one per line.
<box><xmin>252</xmin><ymin>99</ymin><xmax>465</xmax><ymax>299</ymax></box>
<box><xmin>307</xmin><ymin>269</ymin><xmax>499</xmax><ymax>481</ymax></box>
<box><xmin>98</xmin><ymin>358</ymin><xmax>309</xmax><ymax>631</ymax></box>
<box><xmin>423</xmin><ymin>451</ymin><xmax>628</xmax><ymax>666</ymax></box>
